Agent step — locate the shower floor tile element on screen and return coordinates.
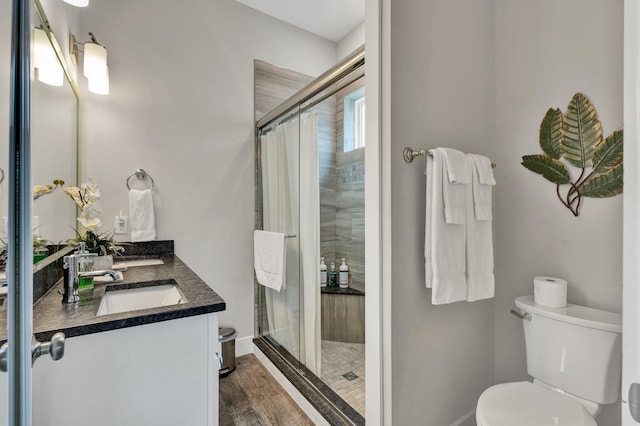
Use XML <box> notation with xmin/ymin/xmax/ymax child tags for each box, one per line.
<box><xmin>321</xmin><ymin>340</ymin><xmax>365</xmax><ymax>417</ymax></box>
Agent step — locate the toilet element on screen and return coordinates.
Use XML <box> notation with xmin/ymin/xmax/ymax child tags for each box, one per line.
<box><xmin>476</xmin><ymin>295</ymin><xmax>622</xmax><ymax>426</ymax></box>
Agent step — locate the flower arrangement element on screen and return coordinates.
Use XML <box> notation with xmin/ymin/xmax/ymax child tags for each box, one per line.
<box><xmin>63</xmin><ymin>178</ymin><xmax>121</xmax><ymax>255</ymax></box>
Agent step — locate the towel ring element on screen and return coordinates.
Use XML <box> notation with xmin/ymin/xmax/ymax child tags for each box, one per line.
<box><xmin>126</xmin><ymin>169</ymin><xmax>155</xmax><ymax>190</ymax></box>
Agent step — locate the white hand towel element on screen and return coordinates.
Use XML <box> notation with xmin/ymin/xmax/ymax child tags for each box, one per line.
<box><xmin>254</xmin><ymin>230</ymin><xmax>287</xmax><ymax>292</ymax></box>
<box><xmin>468</xmin><ymin>154</ymin><xmax>496</xmax><ymax>220</ymax></box>
<box><xmin>128</xmin><ymin>189</ymin><xmax>156</xmax><ymax>242</ymax></box>
<box><xmin>466</xmin><ymin>156</ymin><xmax>495</xmax><ymax>301</ymax></box>
<box><xmin>425</xmin><ymin>151</ymin><xmax>467</xmax><ymax>304</ymax></box>
<box><xmin>437</xmin><ymin>147</ymin><xmax>470</xmax><ymax>225</ymax></box>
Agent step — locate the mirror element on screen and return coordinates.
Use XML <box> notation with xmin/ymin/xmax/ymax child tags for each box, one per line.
<box><xmin>0</xmin><ymin>0</ymin><xmax>79</xmax><ymax>262</ymax></box>
<box><xmin>31</xmin><ymin>0</ymin><xmax>79</xmax><ymax>247</ymax></box>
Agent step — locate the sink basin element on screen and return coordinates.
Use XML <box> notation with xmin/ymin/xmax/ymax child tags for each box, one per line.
<box><xmin>97</xmin><ymin>279</ymin><xmax>186</xmax><ymax>316</ymax></box>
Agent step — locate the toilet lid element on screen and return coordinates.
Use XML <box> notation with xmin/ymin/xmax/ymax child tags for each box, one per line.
<box><xmin>476</xmin><ymin>382</ymin><xmax>596</xmax><ymax>426</ymax></box>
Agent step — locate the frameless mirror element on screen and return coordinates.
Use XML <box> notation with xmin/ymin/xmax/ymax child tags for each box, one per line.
<box><xmin>0</xmin><ymin>0</ymin><xmax>78</xmax><ymax>265</ymax></box>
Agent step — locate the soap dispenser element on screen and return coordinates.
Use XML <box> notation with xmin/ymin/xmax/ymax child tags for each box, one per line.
<box><xmin>339</xmin><ymin>258</ymin><xmax>349</xmax><ymax>288</ymax></box>
<box><xmin>320</xmin><ymin>257</ymin><xmax>327</xmax><ymax>287</ymax></box>
<box><xmin>329</xmin><ymin>262</ymin><xmax>337</xmax><ymax>287</ymax></box>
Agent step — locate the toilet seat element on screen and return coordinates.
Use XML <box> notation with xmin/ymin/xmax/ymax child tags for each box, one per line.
<box><xmin>476</xmin><ymin>382</ymin><xmax>596</xmax><ymax>426</ymax></box>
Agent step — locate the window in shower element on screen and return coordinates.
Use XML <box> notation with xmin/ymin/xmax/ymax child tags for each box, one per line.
<box><xmin>343</xmin><ymin>86</ymin><xmax>366</xmax><ymax>152</ymax></box>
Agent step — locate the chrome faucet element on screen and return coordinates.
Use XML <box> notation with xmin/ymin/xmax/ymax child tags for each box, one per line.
<box><xmin>62</xmin><ymin>243</ymin><xmax>119</xmax><ymax>304</ymax></box>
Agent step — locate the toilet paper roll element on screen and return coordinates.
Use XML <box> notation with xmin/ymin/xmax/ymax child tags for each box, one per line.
<box><xmin>534</xmin><ymin>276</ymin><xmax>568</xmax><ymax>308</ymax></box>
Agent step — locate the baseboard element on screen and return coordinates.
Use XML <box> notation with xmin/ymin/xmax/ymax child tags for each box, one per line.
<box><xmin>450</xmin><ymin>408</ymin><xmax>476</xmax><ymax>426</ymax></box>
<box><xmin>253</xmin><ymin>343</ymin><xmax>331</xmax><ymax>426</ymax></box>
<box><xmin>235</xmin><ymin>335</ymin><xmax>254</xmax><ymax>357</ymax></box>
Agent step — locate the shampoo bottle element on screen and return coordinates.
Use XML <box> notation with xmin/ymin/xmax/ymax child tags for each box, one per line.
<box><xmin>329</xmin><ymin>262</ymin><xmax>337</xmax><ymax>287</ymax></box>
<box><xmin>339</xmin><ymin>258</ymin><xmax>349</xmax><ymax>288</ymax></box>
<box><xmin>320</xmin><ymin>257</ymin><xmax>327</xmax><ymax>287</ymax></box>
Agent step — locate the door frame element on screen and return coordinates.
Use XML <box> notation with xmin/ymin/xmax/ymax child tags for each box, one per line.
<box><xmin>7</xmin><ymin>0</ymin><xmax>34</xmax><ymax>425</ymax></box>
<box><xmin>623</xmin><ymin>0</ymin><xmax>640</xmax><ymax>423</ymax></box>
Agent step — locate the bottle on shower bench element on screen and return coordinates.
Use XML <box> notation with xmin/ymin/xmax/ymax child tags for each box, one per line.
<box><xmin>339</xmin><ymin>258</ymin><xmax>349</xmax><ymax>288</ymax></box>
<box><xmin>320</xmin><ymin>257</ymin><xmax>327</xmax><ymax>287</ymax></box>
<box><xmin>329</xmin><ymin>262</ymin><xmax>337</xmax><ymax>287</ymax></box>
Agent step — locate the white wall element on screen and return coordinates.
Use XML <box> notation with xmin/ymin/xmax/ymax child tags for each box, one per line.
<box><xmin>389</xmin><ymin>0</ymin><xmax>496</xmax><ymax>424</ymax></box>
<box><xmin>76</xmin><ymin>0</ymin><xmax>336</xmax><ymax>350</ymax></box>
<box><xmin>337</xmin><ymin>21</ymin><xmax>365</xmax><ymax>62</ymax></box>
<box><xmin>493</xmin><ymin>1</ymin><xmax>623</xmax><ymax>424</ymax></box>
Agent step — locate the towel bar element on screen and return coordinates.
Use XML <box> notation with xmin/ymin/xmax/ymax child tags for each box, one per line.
<box><xmin>403</xmin><ymin>146</ymin><xmax>496</xmax><ymax>168</ymax></box>
<box><xmin>126</xmin><ymin>169</ymin><xmax>155</xmax><ymax>190</ymax></box>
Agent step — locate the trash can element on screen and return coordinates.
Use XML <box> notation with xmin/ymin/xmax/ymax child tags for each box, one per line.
<box><xmin>218</xmin><ymin>327</ymin><xmax>238</xmax><ymax>378</ymax></box>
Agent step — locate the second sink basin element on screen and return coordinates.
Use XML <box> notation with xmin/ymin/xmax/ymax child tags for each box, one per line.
<box><xmin>97</xmin><ymin>279</ymin><xmax>186</xmax><ymax>316</ymax></box>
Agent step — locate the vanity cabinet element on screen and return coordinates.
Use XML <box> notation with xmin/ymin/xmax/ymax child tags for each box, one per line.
<box><xmin>0</xmin><ymin>313</ymin><xmax>220</xmax><ymax>426</ymax></box>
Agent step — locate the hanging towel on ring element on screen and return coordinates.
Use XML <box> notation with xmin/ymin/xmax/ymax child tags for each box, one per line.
<box><xmin>129</xmin><ymin>188</ymin><xmax>156</xmax><ymax>242</ymax></box>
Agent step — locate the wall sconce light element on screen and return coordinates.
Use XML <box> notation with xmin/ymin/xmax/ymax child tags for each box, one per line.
<box><xmin>62</xmin><ymin>0</ymin><xmax>89</xmax><ymax>7</ymax></box>
<box><xmin>70</xmin><ymin>32</ymin><xmax>109</xmax><ymax>95</ymax></box>
<box><xmin>33</xmin><ymin>27</ymin><xmax>63</xmax><ymax>87</ymax></box>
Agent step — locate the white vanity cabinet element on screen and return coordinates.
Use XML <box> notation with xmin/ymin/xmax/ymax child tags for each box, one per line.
<box><xmin>0</xmin><ymin>313</ymin><xmax>220</xmax><ymax>426</ymax></box>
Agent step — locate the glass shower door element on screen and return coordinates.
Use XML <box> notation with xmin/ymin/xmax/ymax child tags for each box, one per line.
<box><xmin>257</xmin><ymin>107</ymin><xmax>302</xmax><ymax>369</ymax></box>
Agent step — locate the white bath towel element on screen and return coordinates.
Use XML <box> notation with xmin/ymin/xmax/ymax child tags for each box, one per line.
<box><xmin>468</xmin><ymin>154</ymin><xmax>496</xmax><ymax>220</ymax></box>
<box><xmin>437</xmin><ymin>147</ymin><xmax>470</xmax><ymax>225</ymax></box>
<box><xmin>424</xmin><ymin>150</ymin><xmax>467</xmax><ymax>304</ymax></box>
<box><xmin>466</xmin><ymin>155</ymin><xmax>495</xmax><ymax>301</ymax></box>
<box><xmin>129</xmin><ymin>189</ymin><xmax>156</xmax><ymax>242</ymax></box>
<box><xmin>254</xmin><ymin>230</ymin><xmax>287</xmax><ymax>292</ymax></box>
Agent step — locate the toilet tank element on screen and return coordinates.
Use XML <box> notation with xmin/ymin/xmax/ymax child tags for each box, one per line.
<box><xmin>515</xmin><ymin>295</ymin><xmax>622</xmax><ymax>404</ymax></box>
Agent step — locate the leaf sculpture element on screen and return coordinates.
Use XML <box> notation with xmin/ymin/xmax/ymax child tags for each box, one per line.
<box><xmin>521</xmin><ymin>93</ymin><xmax>623</xmax><ymax>216</ymax></box>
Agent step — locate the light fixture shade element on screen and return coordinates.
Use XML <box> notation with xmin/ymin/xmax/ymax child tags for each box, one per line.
<box><xmin>62</xmin><ymin>0</ymin><xmax>89</xmax><ymax>7</ymax></box>
<box><xmin>33</xmin><ymin>27</ymin><xmax>57</xmax><ymax>69</ymax></box>
<box><xmin>83</xmin><ymin>42</ymin><xmax>107</xmax><ymax>79</ymax></box>
<box><xmin>37</xmin><ymin>63</ymin><xmax>64</xmax><ymax>87</ymax></box>
<box><xmin>88</xmin><ymin>66</ymin><xmax>109</xmax><ymax>95</ymax></box>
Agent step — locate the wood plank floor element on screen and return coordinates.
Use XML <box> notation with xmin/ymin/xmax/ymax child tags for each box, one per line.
<box><xmin>219</xmin><ymin>354</ymin><xmax>315</xmax><ymax>426</ymax></box>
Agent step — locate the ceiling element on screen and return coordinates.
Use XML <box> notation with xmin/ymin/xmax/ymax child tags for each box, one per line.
<box><xmin>233</xmin><ymin>0</ymin><xmax>365</xmax><ymax>43</ymax></box>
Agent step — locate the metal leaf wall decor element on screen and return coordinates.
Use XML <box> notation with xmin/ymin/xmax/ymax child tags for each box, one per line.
<box><xmin>521</xmin><ymin>93</ymin><xmax>623</xmax><ymax>216</ymax></box>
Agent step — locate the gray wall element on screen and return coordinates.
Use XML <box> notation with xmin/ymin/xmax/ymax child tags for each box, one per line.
<box><xmin>493</xmin><ymin>1</ymin><xmax>623</xmax><ymax>424</ymax></box>
<box><xmin>390</xmin><ymin>0</ymin><xmax>624</xmax><ymax>424</ymax></box>
<box><xmin>390</xmin><ymin>0</ymin><xmax>496</xmax><ymax>424</ymax></box>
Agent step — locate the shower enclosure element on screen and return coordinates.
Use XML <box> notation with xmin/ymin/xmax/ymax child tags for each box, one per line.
<box><xmin>254</xmin><ymin>47</ymin><xmax>365</xmax><ymax>425</ymax></box>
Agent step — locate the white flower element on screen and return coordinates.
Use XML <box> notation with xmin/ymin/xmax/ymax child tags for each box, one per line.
<box><xmin>78</xmin><ymin>216</ymin><xmax>101</xmax><ymax>231</ymax></box>
<box><xmin>65</xmin><ymin>179</ymin><xmax>104</xmax><ymax>232</ymax></box>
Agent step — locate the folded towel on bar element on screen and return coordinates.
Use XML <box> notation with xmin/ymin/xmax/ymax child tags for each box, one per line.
<box><xmin>254</xmin><ymin>230</ymin><xmax>287</xmax><ymax>292</ymax></box>
<box><xmin>437</xmin><ymin>147</ymin><xmax>470</xmax><ymax>225</ymax></box>
<box><xmin>468</xmin><ymin>154</ymin><xmax>496</xmax><ymax>221</ymax></box>
<box><xmin>424</xmin><ymin>150</ymin><xmax>467</xmax><ymax>304</ymax></box>
<box><xmin>466</xmin><ymin>155</ymin><xmax>495</xmax><ymax>301</ymax></box>
<box><xmin>129</xmin><ymin>188</ymin><xmax>156</xmax><ymax>242</ymax></box>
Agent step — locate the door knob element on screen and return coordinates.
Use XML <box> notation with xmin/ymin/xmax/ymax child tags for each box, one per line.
<box><xmin>32</xmin><ymin>332</ymin><xmax>65</xmax><ymax>364</ymax></box>
<box><xmin>0</xmin><ymin>332</ymin><xmax>65</xmax><ymax>373</ymax></box>
<box><xmin>630</xmin><ymin>383</ymin><xmax>640</xmax><ymax>422</ymax></box>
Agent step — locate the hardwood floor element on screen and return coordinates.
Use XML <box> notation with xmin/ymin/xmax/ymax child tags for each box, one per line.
<box><xmin>219</xmin><ymin>354</ymin><xmax>315</xmax><ymax>426</ymax></box>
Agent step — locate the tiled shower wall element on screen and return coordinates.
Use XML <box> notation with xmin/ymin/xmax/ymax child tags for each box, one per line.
<box><xmin>335</xmin><ymin>79</ymin><xmax>365</xmax><ymax>292</ymax></box>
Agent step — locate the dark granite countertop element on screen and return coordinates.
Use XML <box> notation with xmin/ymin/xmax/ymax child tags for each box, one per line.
<box><xmin>0</xmin><ymin>253</ymin><xmax>226</xmax><ymax>345</ymax></box>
